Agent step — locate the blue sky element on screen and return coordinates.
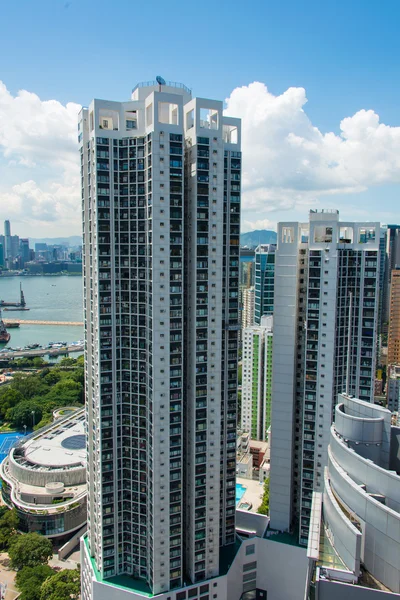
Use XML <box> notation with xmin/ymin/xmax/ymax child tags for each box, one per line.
<box><xmin>0</xmin><ymin>0</ymin><xmax>399</xmax><ymax>236</ymax></box>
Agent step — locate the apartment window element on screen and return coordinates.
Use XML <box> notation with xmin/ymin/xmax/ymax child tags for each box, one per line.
<box><xmin>245</xmin><ymin>544</ymin><xmax>255</xmax><ymax>555</ymax></box>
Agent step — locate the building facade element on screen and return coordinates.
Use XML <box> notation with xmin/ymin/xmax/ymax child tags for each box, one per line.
<box><xmin>269</xmin><ymin>211</ymin><xmax>379</xmax><ymax>546</ymax></box>
<box><xmin>241</xmin><ymin>286</ymin><xmax>255</xmax><ymax>330</ymax></box>
<box><xmin>381</xmin><ymin>224</ymin><xmax>400</xmax><ymax>330</ymax></box>
<box><xmin>241</xmin><ymin>317</ymin><xmax>273</xmax><ymax>441</ymax></box>
<box><xmin>388</xmin><ymin>268</ymin><xmax>400</xmax><ymax>366</ymax></box>
<box><xmin>79</xmin><ymin>81</ymin><xmax>241</xmax><ymax>599</ymax></box>
<box><xmin>254</xmin><ymin>244</ymin><xmax>276</xmax><ymax>324</ymax></box>
<box><xmin>307</xmin><ymin>394</ymin><xmax>400</xmax><ymax>598</ymax></box>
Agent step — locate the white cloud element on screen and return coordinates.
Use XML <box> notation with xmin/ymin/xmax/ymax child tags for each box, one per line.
<box><xmin>224</xmin><ymin>82</ymin><xmax>400</xmax><ymax>224</ymax></box>
<box><xmin>0</xmin><ymin>81</ymin><xmax>81</xmax><ymax>236</ymax></box>
<box><xmin>0</xmin><ymin>80</ymin><xmax>399</xmax><ymax>236</ymax></box>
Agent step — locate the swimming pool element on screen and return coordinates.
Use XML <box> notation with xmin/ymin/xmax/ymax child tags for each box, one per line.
<box><xmin>236</xmin><ymin>483</ymin><xmax>247</xmax><ymax>505</ymax></box>
<box><xmin>0</xmin><ymin>432</ymin><xmax>23</xmax><ymax>463</ymax></box>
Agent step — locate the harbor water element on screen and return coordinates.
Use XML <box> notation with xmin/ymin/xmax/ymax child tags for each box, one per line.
<box><xmin>0</xmin><ymin>276</ymin><xmax>83</xmax><ymax>348</ymax></box>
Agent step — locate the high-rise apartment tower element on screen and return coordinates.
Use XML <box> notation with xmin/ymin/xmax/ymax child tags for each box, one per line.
<box><xmin>269</xmin><ymin>210</ymin><xmax>379</xmax><ymax>546</ymax></box>
<box><xmin>79</xmin><ymin>81</ymin><xmax>241</xmax><ymax>600</ymax></box>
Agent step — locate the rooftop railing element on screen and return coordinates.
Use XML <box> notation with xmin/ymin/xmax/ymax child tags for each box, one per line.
<box><xmin>132</xmin><ymin>80</ymin><xmax>192</xmax><ymax>95</ymax></box>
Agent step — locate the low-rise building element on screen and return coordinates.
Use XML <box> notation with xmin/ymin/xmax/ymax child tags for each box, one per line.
<box><xmin>387</xmin><ymin>364</ymin><xmax>400</xmax><ymax>412</ymax></box>
<box><xmin>1</xmin><ymin>409</ymin><xmax>86</xmax><ymax>543</ymax></box>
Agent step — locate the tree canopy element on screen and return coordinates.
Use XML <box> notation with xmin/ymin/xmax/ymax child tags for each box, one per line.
<box><xmin>16</xmin><ymin>564</ymin><xmax>54</xmax><ymax>600</ymax></box>
<box><xmin>0</xmin><ymin>360</ymin><xmax>84</xmax><ymax>430</ymax></box>
<box><xmin>0</xmin><ymin>507</ymin><xmax>19</xmax><ymax>549</ymax></box>
<box><xmin>9</xmin><ymin>532</ymin><xmax>53</xmax><ymax>570</ymax></box>
<box><xmin>39</xmin><ymin>568</ymin><xmax>80</xmax><ymax>600</ymax></box>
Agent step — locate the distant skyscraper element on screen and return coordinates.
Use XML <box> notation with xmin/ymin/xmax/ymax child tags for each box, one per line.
<box><xmin>241</xmin><ymin>316</ymin><xmax>273</xmax><ymax>440</ymax></box>
<box><xmin>254</xmin><ymin>244</ymin><xmax>276</xmax><ymax>324</ymax></box>
<box><xmin>269</xmin><ymin>210</ymin><xmax>379</xmax><ymax>546</ymax></box>
<box><xmin>19</xmin><ymin>239</ymin><xmax>30</xmax><ymax>266</ymax></box>
<box><xmin>388</xmin><ymin>268</ymin><xmax>400</xmax><ymax>365</ymax></box>
<box><xmin>10</xmin><ymin>235</ymin><xmax>19</xmax><ymax>260</ymax></box>
<box><xmin>79</xmin><ymin>81</ymin><xmax>241</xmax><ymax>599</ymax></box>
<box><xmin>4</xmin><ymin>220</ymin><xmax>11</xmax><ymax>261</ymax></box>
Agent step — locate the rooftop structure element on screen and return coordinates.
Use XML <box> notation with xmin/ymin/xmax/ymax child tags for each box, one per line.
<box><xmin>1</xmin><ymin>409</ymin><xmax>86</xmax><ymax>540</ymax></box>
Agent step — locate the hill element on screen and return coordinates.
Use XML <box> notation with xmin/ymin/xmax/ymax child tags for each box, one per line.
<box><xmin>240</xmin><ymin>230</ymin><xmax>277</xmax><ymax>248</ymax></box>
<box><xmin>29</xmin><ymin>236</ymin><xmax>82</xmax><ymax>247</ymax></box>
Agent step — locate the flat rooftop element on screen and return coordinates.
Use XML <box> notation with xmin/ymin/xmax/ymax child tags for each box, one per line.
<box><xmin>22</xmin><ymin>411</ymin><xmax>86</xmax><ymax>468</ymax></box>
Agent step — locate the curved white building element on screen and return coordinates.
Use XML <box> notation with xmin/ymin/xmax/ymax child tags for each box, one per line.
<box><xmin>307</xmin><ymin>393</ymin><xmax>400</xmax><ymax>597</ymax></box>
<box><xmin>1</xmin><ymin>409</ymin><xmax>87</xmax><ymax>542</ymax></box>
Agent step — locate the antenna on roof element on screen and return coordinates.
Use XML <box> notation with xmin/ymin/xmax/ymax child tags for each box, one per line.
<box><xmin>156</xmin><ymin>75</ymin><xmax>166</xmax><ymax>92</ymax></box>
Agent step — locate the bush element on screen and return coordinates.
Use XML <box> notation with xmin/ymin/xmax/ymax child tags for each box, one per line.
<box><xmin>257</xmin><ymin>477</ymin><xmax>270</xmax><ymax>516</ymax></box>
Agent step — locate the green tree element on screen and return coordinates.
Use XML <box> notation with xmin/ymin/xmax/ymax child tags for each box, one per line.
<box><xmin>44</xmin><ymin>379</ymin><xmax>83</xmax><ymax>406</ymax></box>
<box><xmin>59</xmin><ymin>357</ymin><xmax>77</xmax><ymax>367</ymax></box>
<box><xmin>0</xmin><ymin>508</ymin><xmax>19</xmax><ymax>549</ymax></box>
<box><xmin>257</xmin><ymin>477</ymin><xmax>270</xmax><ymax>516</ymax></box>
<box><xmin>0</xmin><ymin>388</ymin><xmax>24</xmax><ymax>419</ymax></box>
<box><xmin>11</xmin><ymin>373</ymin><xmax>49</xmax><ymax>400</ymax></box>
<box><xmin>39</xmin><ymin>568</ymin><xmax>80</xmax><ymax>600</ymax></box>
<box><xmin>16</xmin><ymin>565</ymin><xmax>54</xmax><ymax>600</ymax></box>
<box><xmin>9</xmin><ymin>532</ymin><xmax>53</xmax><ymax>570</ymax></box>
<box><xmin>7</xmin><ymin>400</ymin><xmax>43</xmax><ymax>429</ymax></box>
<box><xmin>32</xmin><ymin>357</ymin><xmax>46</xmax><ymax>368</ymax></box>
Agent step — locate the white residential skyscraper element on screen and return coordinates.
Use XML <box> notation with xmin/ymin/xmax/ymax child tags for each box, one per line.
<box><xmin>269</xmin><ymin>210</ymin><xmax>379</xmax><ymax>546</ymax></box>
<box><xmin>79</xmin><ymin>81</ymin><xmax>241</xmax><ymax>600</ymax></box>
<box><xmin>241</xmin><ymin>316</ymin><xmax>273</xmax><ymax>440</ymax></box>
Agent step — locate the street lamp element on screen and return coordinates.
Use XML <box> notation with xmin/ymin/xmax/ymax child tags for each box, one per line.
<box><xmin>31</xmin><ymin>410</ymin><xmax>35</xmax><ymax>428</ymax></box>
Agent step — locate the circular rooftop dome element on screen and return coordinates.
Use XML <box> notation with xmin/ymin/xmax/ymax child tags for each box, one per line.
<box><xmin>61</xmin><ymin>434</ymin><xmax>85</xmax><ymax>450</ymax></box>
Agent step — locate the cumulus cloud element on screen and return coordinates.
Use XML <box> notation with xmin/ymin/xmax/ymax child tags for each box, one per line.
<box><xmin>0</xmin><ymin>81</ymin><xmax>81</xmax><ymax>235</ymax></box>
<box><xmin>224</xmin><ymin>82</ymin><xmax>400</xmax><ymax>221</ymax></box>
<box><xmin>0</xmin><ymin>79</ymin><xmax>399</xmax><ymax>235</ymax></box>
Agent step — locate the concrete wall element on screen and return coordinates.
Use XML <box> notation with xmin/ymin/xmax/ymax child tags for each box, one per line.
<box><xmin>317</xmin><ymin>578</ymin><xmax>400</xmax><ymax>599</ymax></box>
<box><xmin>8</xmin><ymin>453</ymin><xmax>85</xmax><ymax>487</ymax></box>
<box><xmin>328</xmin><ymin>446</ymin><xmax>400</xmax><ymax>592</ymax></box>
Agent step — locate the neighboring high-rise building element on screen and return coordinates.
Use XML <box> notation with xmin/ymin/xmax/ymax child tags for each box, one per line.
<box><xmin>240</xmin><ymin>257</ymin><xmax>255</xmax><ymax>288</ymax></box>
<box><xmin>382</xmin><ymin>224</ymin><xmax>400</xmax><ymax>329</ymax></box>
<box><xmin>79</xmin><ymin>81</ymin><xmax>241</xmax><ymax>599</ymax></box>
<box><xmin>254</xmin><ymin>244</ymin><xmax>276</xmax><ymax>324</ymax></box>
<box><xmin>0</xmin><ymin>244</ymin><xmax>4</xmax><ymax>268</ymax></box>
<box><xmin>241</xmin><ymin>316</ymin><xmax>273</xmax><ymax>440</ymax></box>
<box><xmin>388</xmin><ymin>268</ymin><xmax>400</xmax><ymax>365</ymax></box>
<box><xmin>269</xmin><ymin>210</ymin><xmax>379</xmax><ymax>546</ymax></box>
<box><xmin>307</xmin><ymin>393</ymin><xmax>400</xmax><ymax>597</ymax></box>
<box><xmin>242</xmin><ymin>286</ymin><xmax>255</xmax><ymax>329</ymax></box>
<box><xmin>4</xmin><ymin>220</ymin><xmax>11</xmax><ymax>261</ymax></box>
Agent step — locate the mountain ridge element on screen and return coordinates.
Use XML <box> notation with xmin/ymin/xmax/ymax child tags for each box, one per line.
<box><xmin>240</xmin><ymin>229</ymin><xmax>277</xmax><ymax>248</ymax></box>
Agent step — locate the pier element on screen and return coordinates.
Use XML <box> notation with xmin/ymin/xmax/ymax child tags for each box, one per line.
<box><xmin>0</xmin><ymin>345</ymin><xmax>84</xmax><ymax>359</ymax></box>
<box><xmin>4</xmin><ymin>319</ymin><xmax>83</xmax><ymax>327</ymax></box>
